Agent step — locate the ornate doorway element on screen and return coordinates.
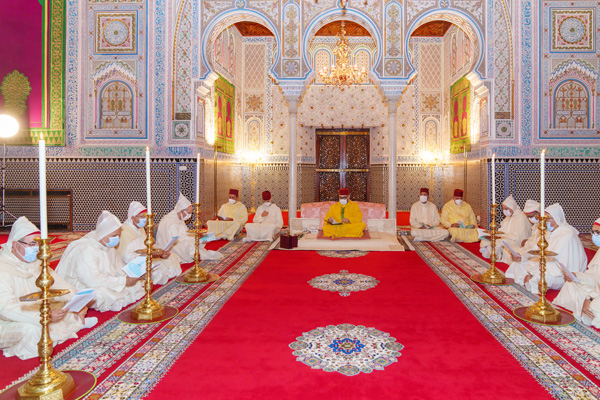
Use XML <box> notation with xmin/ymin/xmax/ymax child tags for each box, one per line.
<box><xmin>316</xmin><ymin>129</ymin><xmax>370</xmax><ymax>201</ymax></box>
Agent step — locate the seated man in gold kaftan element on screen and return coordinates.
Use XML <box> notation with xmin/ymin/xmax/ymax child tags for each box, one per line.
<box><xmin>323</xmin><ymin>188</ymin><xmax>366</xmax><ymax>238</ymax></box>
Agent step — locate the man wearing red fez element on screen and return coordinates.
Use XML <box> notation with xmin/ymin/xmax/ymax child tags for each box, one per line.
<box><xmin>440</xmin><ymin>188</ymin><xmax>478</xmax><ymax>242</ymax></box>
<box><xmin>244</xmin><ymin>190</ymin><xmax>284</xmax><ymax>242</ymax></box>
<box><xmin>206</xmin><ymin>188</ymin><xmax>248</xmax><ymax>240</ymax></box>
<box><xmin>409</xmin><ymin>188</ymin><xmax>449</xmax><ymax>242</ymax></box>
<box><xmin>323</xmin><ymin>188</ymin><xmax>366</xmax><ymax>238</ymax></box>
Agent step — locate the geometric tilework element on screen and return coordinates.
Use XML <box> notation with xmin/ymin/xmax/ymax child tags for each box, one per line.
<box><xmin>95</xmin><ymin>11</ymin><xmax>137</xmax><ymax>54</ymax></box>
<box><xmin>550</xmin><ymin>8</ymin><xmax>595</xmax><ymax>52</ymax></box>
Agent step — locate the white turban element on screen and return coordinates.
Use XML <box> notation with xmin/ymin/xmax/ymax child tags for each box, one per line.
<box><xmin>125</xmin><ymin>201</ymin><xmax>147</xmax><ymax>225</ymax></box>
<box><xmin>93</xmin><ymin>210</ymin><xmax>122</xmax><ymax>241</ymax></box>
<box><xmin>523</xmin><ymin>199</ymin><xmax>540</xmax><ymax>214</ymax></box>
<box><xmin>502</xmin><ymin>195</ymin><xmax>520</xmax><ymax>213</ymax></box>
<box><xmin>175</xmin><ymin>192</ymin><xmax>192</xmax><ymax>213</ymax></box>
<box><xmin>545</xmin><ymin>203</ymin><xmax>567</xmax><ymax>226</ymax></box>
<box><xmin>1</xmin><ymin>216</ymin><xmax>40</xmax><ymax>250</ymax></box>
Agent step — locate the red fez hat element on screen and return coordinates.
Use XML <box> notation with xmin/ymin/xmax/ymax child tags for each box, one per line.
<box><xmin>229</xmin><ymin>189</ymin><xmax>239</xmax><ymax>196</ymax></box>
<box><xmin>262</xmin><ymin>191</ymin><xmax>271</xmax><ymax>200</ymax></box>
<box><xmin>420</xmin><ymin>188</ymin><xmax>429</xmax><ymax>195</ymax></box>
<box><xmin>594</xmin><ymin>222</ymin><xmax>600</xmax><ymax>227</ymax></box>
<box><xmin>339</xmin><ymin>188</ymin><xmax>350</xmax><ymax>196</ymax></box>
<box><xmin>454</xmin><ymin>189</ymin><xmax>464</xmax><ymax>197</ymax></box>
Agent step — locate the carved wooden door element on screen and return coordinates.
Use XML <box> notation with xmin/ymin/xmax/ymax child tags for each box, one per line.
<box><xmin>316</xmin><ymin>130</ymin><xmax>370</xmax><ymax>202</ymax></box>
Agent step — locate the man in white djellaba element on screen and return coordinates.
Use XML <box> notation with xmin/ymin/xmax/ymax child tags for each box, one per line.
<box><xmin>156</xmin><ymin>193</ymin><xmax>223</xmax><ymax>263</ymax></box>
<box><xmin>479</xmin><ymin>195</ymin><xmax>531</xmax><ymax>263</ymax></box>
<box><xmin>117</xmin><ymin>201</ymin><xmax>182</xmax><ymax>284</ymax></box>
<box><xmin>506</xmin><ymin>203</ymin><xmax>587</xmax><ymax>294</ymax></box>
<box><xmin>244</xmin><ymin>191</ymin><xmax>283</xmax><ymax>242</ymax></box>
<box><xmin>57</xmin><ymin>211</ymin><xmax>145</xmax><ymax>312</ymax></box>
<box><xmin>553</xmin><ymin>218</ymin><xmax>600</xmax><ymax>328</ymax></box>
<box><xmin>0</xmin><ymin>217</ymin><xmax>94</xmax><ymax>359</ymax></box>
<box><xmin>409</xmin><ymin>187</ymin><xmax>449</xmax><ymax>242</ymax></box>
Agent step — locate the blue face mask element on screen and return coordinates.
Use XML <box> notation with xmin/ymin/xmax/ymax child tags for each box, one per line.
<box><xmin>546</xmin><ymin>222</ymin><xmax>555</xmax><ymax>232</ymax></box>
<box><xmin>136</xmin><ymin>218</ymin><xmax>147</xmax><ymax>228</ymax></box>
<box><xmin>592</xmin><ymin>234</ymin><xmax>600</xmax><ymax>247</ymax></box>
<box><xmin>23</xmin><ymin>245</ymin><xmax>39</xmax><ymax>263</ymax></box>
<box><xmin>105</xmin><ymin>236</ymin><xmax>120</xmax><ymax>248</ymax></box>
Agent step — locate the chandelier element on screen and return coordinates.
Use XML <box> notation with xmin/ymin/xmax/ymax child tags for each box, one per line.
<box><xmin>318</xmin><ymin>21</ymin><xmax>368</xmax><ymax>89</ymax></box>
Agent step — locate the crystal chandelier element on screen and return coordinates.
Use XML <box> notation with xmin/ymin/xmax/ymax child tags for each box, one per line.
<box><xmin>318</xmin><ymin>21</ymin><xmax>368</xmax><ymax>89</ymax></box>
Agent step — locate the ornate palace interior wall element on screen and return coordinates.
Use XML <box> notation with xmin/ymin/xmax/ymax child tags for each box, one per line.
<box><xmin>1</xmin><ymin>1</ymin><xmax>599</xmax><ymax>228</ymax></box>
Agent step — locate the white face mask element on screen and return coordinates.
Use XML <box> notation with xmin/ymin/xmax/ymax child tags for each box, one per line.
<box><xmin>420</xmin><ymin>195</ymin><xmax>428</xmax><ymax>203</ymax></box>
<box><xmin>136</xmin><ymin>218</ymin><xmax>147</xmax><ymax>228</ymax></box>
<box><xmin>503</xmin><ymin>209</ymin><xmax>512</xmax><ymax>217</ymax></box>
<box><xmin>529</xmin><ymin>216</ymin><xmax>539</xmax><ymax>224</ymax></box>
<box><xmin>264</xmin><ymin>202</ymin><xmax>271</xmax><ymax>207</ymax></box>
<box><xmin>340</xmin><ymin>199</ymin><xmax>348</xmax><ymax>205</ymax></box>
<box><xmin>23</xmin><ymin>245</ymin><xmax>40</xmax><ymax>263</ymax></box>
<box><xmin>228</xmin><ymin>198</ymin><xmax>236</xmax><ymax>205</ymax></box>
<box><xmin>546</xmin><ymin>222</ymin><xmax>555</xmax><ymax>232</ymax></box>
<box><xmin>180</xmin><ymin>212</ymin><xmax>191</xmax><ymax>221</ymax></box>
<box><xmin>592</xmin><ymin>234</ymin><xmax>600</xmax><ymax>247</ymax></box>
<box><xmin>105</xmin><ymin>236</ymin><xmax>120</xmax><ymax>248</ymax></box>
<box><xmin>454</xmin><ymin>199</ymin><xmax>463</xmax><ymax>206</ymax></box>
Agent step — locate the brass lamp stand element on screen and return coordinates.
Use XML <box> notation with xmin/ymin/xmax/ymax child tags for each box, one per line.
<box><xmin>16</xmin><ymin>238</ymin><xmax>75</xmax><ymax>399</ymax></box>
<box><xmin>131</xmin><ymin>213</ymin><xmax>165</xmax><ymax>320</ymax></box>
<box><xmin>471</xmin><ymin>205</ymin><xmax>512</xmax><ymax>285</ymax></box>
<box><xmin>183</xmin><ymin>203</ymin><xmax>219</xmax><ymax>283</ymax></box>
<box><xmin>514</xmin><ymin>215</ymin><xmax>575</xmax><ymax>325</ymax></box>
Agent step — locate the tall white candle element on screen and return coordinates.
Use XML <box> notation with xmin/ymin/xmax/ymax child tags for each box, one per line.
<box><xmin>540</xmin><ymin>149</ymin><xmax>545</xmax><ymax>214</ymax></box>
<box><xmin>146</xmin><ymin>147</ymin><xmax>152</xmax><ymax>214</ymax></box>
<box><xmin>39</xmin><ymin>134</ymin><xmax>48</xmax><ymax>239</ymax></box>
<box><xmin>195</xmin><ymin>153</ymin><xmax>200</xmax><ymax>203</ymax></box>
<box><xmin>491</xmin><ymin>153</ymin><xmax>496</xmax><ymax>205</ymax></box>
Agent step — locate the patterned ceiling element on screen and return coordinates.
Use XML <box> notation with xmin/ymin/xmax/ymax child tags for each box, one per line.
<box><xmin>233</xmin><ymin>22</ymin><xmax>274</xmax><ymax>36</ymax></box>
<box><xmin>411</xmin><ymin>21</ymin><xmax>453</xmax><ymax>37</ymax></box>
<box><xmin>315</xmin><ymin>20</ymin><xmax>371</xmax><ymax>37</ymax></box>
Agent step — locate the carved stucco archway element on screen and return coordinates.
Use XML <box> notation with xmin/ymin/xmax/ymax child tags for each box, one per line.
<box><xmin>301</xmin><ymin>10</ymin><xmax>382</xmax><ymax>81</ymax></box>
<box><xmin>200</xmin><ymin>10</ymin><xmax>280</xmax><ymax>80</ymax></box>
<box><xmin>405</xmin><ymin>10</ymin><xmax>486</xmax><ymax>81</ymax></box>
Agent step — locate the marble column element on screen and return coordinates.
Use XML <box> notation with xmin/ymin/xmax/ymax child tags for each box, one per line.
<box><xmin>287</xmin><ymin>97</ymin><xmax>299</xmax><ymax>216</ymax></box>
<box><xmin>388</xmin><ymin>99</ymin><xmax>398</xmax><ymax>220</ymax></box>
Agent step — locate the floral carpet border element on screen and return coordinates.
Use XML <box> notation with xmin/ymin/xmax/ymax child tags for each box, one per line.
<box><xmin>1</xmin><ymin>237</ymin><xmax>262</xmax><ymax>394</ymax></box>
<box><xmin>431</xmin><ymin>241</ymin><xmax>600</xmax><ymax>385</ymax></box>
<box><xmin>89</xmin><ymin>239</ymin><xmax>272</xmax><ymax>399</ymax></box>
<box><xmin>412</xmin><ymin>239</ymin><xmax>599</xmax><ymax>399</ymax></box>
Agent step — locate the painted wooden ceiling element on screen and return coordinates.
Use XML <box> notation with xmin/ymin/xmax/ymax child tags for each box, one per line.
<box><xmin>411</xmin><ymin>21</ymin><xmax>453</xmax><ymax>37</ymax></box>
<box><xmin>233</xmin><ymin>22</ymin><xmax>274</xmax><ymax>36</ymax></box>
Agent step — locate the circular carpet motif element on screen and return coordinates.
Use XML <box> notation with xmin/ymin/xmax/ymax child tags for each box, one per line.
<box><xmin>308</xmin><ymin>270</ymin><xmax>379</xmax><ymax>297</ymax></box>
<box><xmin>289</xmin><ymin>324</ymin><xmax>403</xmax><ymax>376</ymax></box>
<box><xmin>317</xmin><ymin>250</ymin><xmax>369</xmax><ymax>258</ymax></box>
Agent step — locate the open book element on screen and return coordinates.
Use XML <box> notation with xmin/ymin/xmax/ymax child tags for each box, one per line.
<box><xmin>501</xmin><ymin>240</ymin><xmax>520</xmax><ymax>259</ymax></box>
<box><xmin>122</xmin><ymin>256</ymin><xmax>161</xmax><ymax>278</ymax></box>
<box><xmin>557</xmin><ymin>261</ymin><xmax>580</xmax><ymax>283</ymax></box>
<box><xmin>163</xmin><ymin>236</ymin><xmax>179</xmax><ymax>251</ymax></box>
<box><xmin>478</xmin><ymin>228</ymin><xmax>490</xmax><ymax>241</ymax></box>
<box><xmin>62</xmin><ymin>289</ymin><xmax>96</xmax><ymax>313</ymax></box>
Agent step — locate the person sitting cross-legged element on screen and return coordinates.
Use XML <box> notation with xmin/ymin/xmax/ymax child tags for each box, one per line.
<box><xmin>409</xmin><ymin>187</ymin><xmax>449</xmax><ymax>242</ymax></box>
<box><xmin>0</xmin><ymin>217</ymin><xmax>95</xmax><ymax>360</ymax></box>
<box><xmin>323</xmin><ymin>188</ymin><xmax>366</xmax><ymax>238</ymax></box>
<box><xmin>441</xmin><ymin>189</ymin><xmax>478</xmax><ymax>243</ymax></box>
<box><xmin>244</xmin><ymin>191</ymin><xmax>283</xmax><ymax>242</ymax></box>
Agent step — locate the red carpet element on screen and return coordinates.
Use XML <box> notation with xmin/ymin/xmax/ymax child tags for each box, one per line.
<box><xmin>0</xmin><ymin>233</ymin><xmax>228</xmax><ymax>391</ymax></box>
<box><xmin>146</xmin><ymin>250</ymin><xmax>551</xmax><ymax>400</ymax></box>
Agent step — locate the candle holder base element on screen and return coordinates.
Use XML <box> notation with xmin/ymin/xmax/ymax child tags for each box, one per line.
<box><xmin>118</xmin><ymin>305</ymin><xmax>178</xmax><ymax>324</ymax></box>
<box><xmin>514</xmin><ymin>304</ymin><xmax>575</xmax><ymax>326</ymax></box>
<box><xmin>131</xmin><ymin>297</ymin><xmax>165</xmax><ymax>321</ymax></box>
<box><xmin>181</xmin><ymin>271</ymin><xmax>220</xmax><ymax>284</ymax></box>
<box><xmin>15</xmin><ymin>369</ymin><xmax>74</xmax><ymax>400</ymax></box>
<box><xmin>0</xmin><ymin>370</ymin><xmax>97</xmax><ymax>400</ymax></box>
<box><xmin>471</xmin><ymin>271</ymin><xmax>513</xmax><ymax>286</ymax></box>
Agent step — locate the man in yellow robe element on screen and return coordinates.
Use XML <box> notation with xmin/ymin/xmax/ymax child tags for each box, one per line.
<box><xmin>441</xmin><ymin>189</ymin><xmax>479</xmax><ymax>242</ymax></box>
<box><xmin>207</xmin><ymin>189</ymin><xmax>248</xmax><ymax>240</ymax></box>
<box><xmin>323</xmin><ymin>188</ymin><xmax>366</xmax><ymax>238</ymax></box>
